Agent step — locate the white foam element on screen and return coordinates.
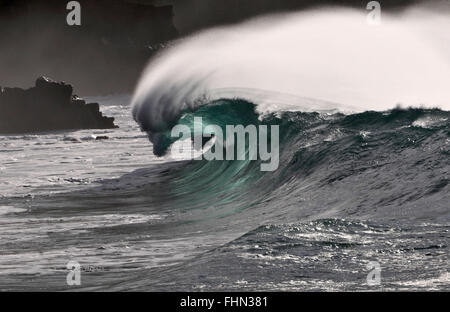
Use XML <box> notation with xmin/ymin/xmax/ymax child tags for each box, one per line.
<box><xmin>132</xmin><ymin>6</ymin><xmax>450</xmax><ymax>133</ymax></box>
<box><xmin>0</xmin><ymin>206</ymin><xmax>26</xmax><ymax>215</ymax></box>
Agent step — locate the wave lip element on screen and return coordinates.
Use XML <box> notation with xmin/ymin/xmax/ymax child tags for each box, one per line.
<box><xmin>132</xmin><ymin>6</ymin><xmax>450</xmax><ymax>138</ymax></box>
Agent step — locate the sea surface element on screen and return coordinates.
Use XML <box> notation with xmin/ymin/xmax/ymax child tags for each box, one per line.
<box><xmin>0</xmin><ymin>93</ymin><xmax>449</xmax><ymax>291</ymax></box>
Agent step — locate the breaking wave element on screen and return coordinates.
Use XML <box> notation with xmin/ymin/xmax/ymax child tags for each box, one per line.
<box><xmin>130</xmin><ymin>6</ymin><xmax>450</xmax><ymax>222</ymax></box>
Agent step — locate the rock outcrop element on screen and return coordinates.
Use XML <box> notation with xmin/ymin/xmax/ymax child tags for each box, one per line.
<box><xmin>0</xmin><ymin>77</ymin><xmax>117</xmax><ymax>134</ymax></box>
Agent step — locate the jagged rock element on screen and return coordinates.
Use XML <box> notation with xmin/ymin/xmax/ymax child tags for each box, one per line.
<box><xmin>0</xmin><ymin>77</ymin><xmax>117</xmax><ymax>134</ymax></box>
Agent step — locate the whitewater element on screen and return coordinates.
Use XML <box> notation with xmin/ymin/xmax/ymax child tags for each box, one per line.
<box><xmin>0</xmin><ymin>7</ymin><xmax>449</xmax><ymax>291</ymax></box>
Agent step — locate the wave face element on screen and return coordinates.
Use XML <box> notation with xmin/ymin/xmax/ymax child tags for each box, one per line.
<box><xmin>134</xmin><ymin>98</ymin><xmax>450</xmax><ymax>223</ymax></box>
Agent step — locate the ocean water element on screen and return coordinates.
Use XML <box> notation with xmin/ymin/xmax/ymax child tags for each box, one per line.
<box><xmin>0</xmin><ymin>93</ymin><xmax>448</xmax><ymax>291</ymax></box>
<box><xmin>1</xmin><ymin>6</ymin><xmax>450</xmax><ymax>292</ymax></box>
